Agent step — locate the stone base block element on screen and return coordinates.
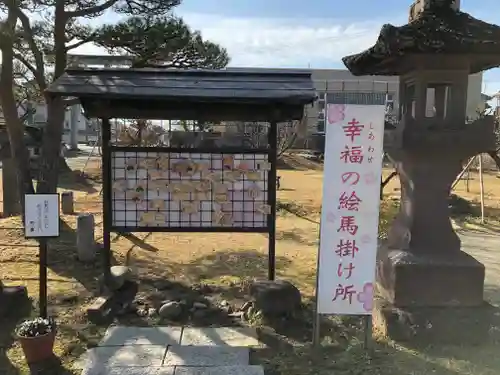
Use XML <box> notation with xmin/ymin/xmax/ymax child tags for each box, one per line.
<box><xmin>87</xmin><ymin>280</ymin><xmax>138</xmax><ymax>324</ymax></box>
<box><xmin>377</xmin><ymin>248</ymin><xmax>485</xmax><ymax>307</ymax></box>
<box><xmin>0</xmin><ymin>285</ymin><xmax>29</xmax><ymax>317</ymax></box>
<box><xmin>373</xmin><ymin>298</ymin><xmax>497</xmax><ymax>344</ymax></box>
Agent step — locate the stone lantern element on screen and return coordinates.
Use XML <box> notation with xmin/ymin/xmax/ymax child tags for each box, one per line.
<box><xmin>343</xmin><ymin>0</ymin><xmax>500</xmax><ymax>340</ymax></box>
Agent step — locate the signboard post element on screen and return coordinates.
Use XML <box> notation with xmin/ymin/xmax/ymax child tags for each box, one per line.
<box><xmin>313</xmin><ymin>104</ymin><xmax>386</xmax><ymax>347</ymax></box>
<box><xmin>24</xmin><ymin>194</ymin><xmax>60</xmax><ymax>318</ymax></box>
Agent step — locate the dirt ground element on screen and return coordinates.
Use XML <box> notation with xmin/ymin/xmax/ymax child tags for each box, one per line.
<box><xmin>1</xmin><ymin>156</ymin><xmax>500</xmax><ymax>375</ymax></box>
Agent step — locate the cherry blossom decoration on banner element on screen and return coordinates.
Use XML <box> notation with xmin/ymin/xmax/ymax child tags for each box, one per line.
<box><xmin>316</xmin><ymin>104</ymin><xmax>386</xmax><ymax>315</ymax></box>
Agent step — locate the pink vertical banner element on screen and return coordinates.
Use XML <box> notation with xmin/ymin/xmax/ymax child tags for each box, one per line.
<box><xmin>317</xmin><ymin>104</ymin><xmax>386</xmax><ymax>315</ymax></box>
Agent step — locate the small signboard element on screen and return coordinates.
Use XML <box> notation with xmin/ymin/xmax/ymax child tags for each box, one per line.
<box><xmin>317</xmin><ymin>104</ymin><xmax>386</xmax><ymax>315</ymax></box>
<box><xmin>24</xmin><ymin>194</ymin><xmax>60</xmax><ymax>238</ymax></box>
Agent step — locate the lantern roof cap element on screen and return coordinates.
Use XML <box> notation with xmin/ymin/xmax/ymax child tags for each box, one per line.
<box><xmin>343</xmin><ymin>4</ymin><xmax>500</xmax><ymax>76</ymax></box>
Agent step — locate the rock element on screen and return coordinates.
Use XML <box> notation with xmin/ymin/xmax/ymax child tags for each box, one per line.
<box><xmin>228</xmin><ymin>311</ymin><xmax>244</xmax><ymax>318</ymax></box>
<box><xmin>61</xmin><ymin>191</ymin><xmax>74</xmax><ymax>215</ymax></box>
<box><xmin>77</xmin><ymin>213</ymin><xmax>96</xmax><ymax>262</ymax></box>
<box><xmin>154</xmin><ymin>280</ymin><xmax>175</xmax><ymax>290</ymax></box>
<box><xmin>136</xmin><ymin>307</ymin><xmax>148</xmax><ymax>317</ymax></box>
<box><xmin>60</xmin><ymin>294</ymin><xmax>79</xmax><ymax>304</ymax></box>
<box><xmin>159</xmin><ymin>301</ymin><xmax>183</xmax><ymax>320</ymax></box>
<box><xmin>250</xmin><ymin>280</ymin><xmax>302</xmax><ymax>317</ymax></box>
<box><xmin>220</xmin><ymin>299</ymin><xmax>229</xmax><ymax>307</ymax></box>
<box><xmin>193</xmin><ymin>301</ymin><xmax>208</xmax><ymax>309</ymax></box>
<box><xmin>0</xmin><ymin>282</ymin><xmax>29</xmax><ymax>318</ymax></box>
<box><xmin>192</xmin><ymin>283</ymin><xmax>214</xmax><ymax>293</ymax></box>
<box><xmin>192</xmin><ymin>309</ymin><xmax>210</xmax><ymax>320</ymax></box>
<box><xmin>108</xmin><ymin>266</ymin><xmax>133</xmax><ymax>291</ymax></box>
<box><xmin>239</xmin><ymin>301</ymin><xmax>252</xmax><ymax>312</ymax></box>
<box><xmin>148</xmin><ymin>308</ymin><xmax>157</xmax><ymax>317</ymax></box>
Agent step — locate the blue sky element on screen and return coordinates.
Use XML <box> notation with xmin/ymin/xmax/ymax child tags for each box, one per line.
<box><xmin>76</xmin><ymin>0</ymin><xmax>500</xmax><ymax>96</ymax></box>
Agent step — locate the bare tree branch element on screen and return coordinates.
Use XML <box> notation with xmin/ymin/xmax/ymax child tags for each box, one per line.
<box><xmin>13</xmin><ymin>53</ymin><xmax>38</xmax><ymax>79</ymax></box>
<box><xmin>65</xmin><ymin>0</ymin><xmax>119</xmax><ymax>18</ymax></box>
<box><xmin>5</xmin><ymin>3</ymin><xmax>47</xmax><ymax>91</ymax></box>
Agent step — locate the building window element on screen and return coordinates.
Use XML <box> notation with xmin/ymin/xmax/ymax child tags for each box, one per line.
<box><xmin>317</xmin><ymin>120</ymin><xmax>325</xmax><ymax>133</ymax></box>
<box><xmin>326</xmin><ymin>92</ymin><xmax>387</xmax><ymax>105</ymax></box>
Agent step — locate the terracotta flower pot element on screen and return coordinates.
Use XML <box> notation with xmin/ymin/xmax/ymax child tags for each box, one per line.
<box><xmin>18</xmin><ymin>330</ymin><xmax>56</xmax><ymax>363</ymax></box>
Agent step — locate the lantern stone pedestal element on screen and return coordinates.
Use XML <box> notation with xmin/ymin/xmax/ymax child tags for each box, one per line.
<box><xmin>373</xmin><ymin>119</ymin><xmax>495</xmax><ymax>343</ymax></box>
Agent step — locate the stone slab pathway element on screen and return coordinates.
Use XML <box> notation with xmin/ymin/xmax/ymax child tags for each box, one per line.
<box><xmin>80</xmin><ymin>326</ymin><xmax>264</xmax><ymax>375</ymax></box>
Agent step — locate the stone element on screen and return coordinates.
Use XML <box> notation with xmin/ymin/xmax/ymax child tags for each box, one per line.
<box><xmin>148</xmin><ymin>308</ymin><xmax>157</xmax><ymax>317</ymax></box>
<box><xmin>87</xmin><ymin>296</ymin><xmax>113</xmax><ymax>322</ymax></box>
<box><xmin>61</xmin><ymin>191</ymin><xmax>74</xmax><ymax>214</ymax></box>
<box><xmin>174</xmin><ymin>366</ymin><xmax>264</xmax><ymax>375</ymax></box>
<box><xmin>154</xmin><ymin>280</ymin><xmax>175</xmax><ymax>290</ymax></box>
<box><xmin>180</xmin><ymin>327</ymin><xmax>259</xmax><ymax>346</ymax></box>
<box><xmin>82</xmin><ymin>345</ymin><xmax>166</xmax><ymax>368</ymax></box>
<box><xmin>373</xmin><ymin>297</ymin><xmax>496</xmax><ymax>344</ymax></box>
<box><xmin>109</xmin><ymin>266</ymin><xmax>133</xmax><ymax>291</ymax></box>
<box><xmin>99</xmin><ymin>326</ymin><xmax>182</xmax><ymax>346</ymax></box>
<box><xmin>159</xmin><ymin>301</ymin><xmax>183</xmax><ymax>320</ymax></box>
<box><xmin>82</xmin><ymin>367</ymin><xmax>174</xmax><ymax>375</ymax></box>
<box><xmin>193</xmin><ymin>301</ymin><xmax>208</xmax><ymax>309</ymax></box>
<box><xmin>163</xmin><ymin>346</ymin><xmax>249</xmax><ymax>367</ymax></box>
<box><xmin>77</xmin><ymin>213</ymin><xmax>96</xmax><ymax>262</ymax></box>
<box><xmin>377</xmin><ymin>248</ymin><xmax>485</xmax><ymax>307</ymax></box>
<box><xmin>191</xmin><ymin>309</ymin><xmax>210</xmax><ymax>321</ymax></box>
<box><xmin>137</xmin><ymin>307</ymin><xmax>148</xmax><ymax>317</ymax></box>
<box><xmin>0</xmin><ymin>281</ymin><xmax>29</xmax><ymax>317</ymax></box>
<box><xmin>249</xmin><ymin>279</ymin><xmax>301</xmax><ymax>317</ymax></box>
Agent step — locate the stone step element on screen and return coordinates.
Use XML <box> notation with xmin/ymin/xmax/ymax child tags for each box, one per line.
<box><xmin>164</xmin><ymin>346</ymin><xmax>250</xmax><ymax>367</ymax></box>
<box><xmin>81</xmin><ymin>365</ymin><xmax>265</xmax><ymax>375</ymax></box>
<box><xmin>81</xmin><ymin>346</ymin><xmax>251</xmax><ymax>373</ymax></box>
<box><xmin>174</xmin><ymin>366</ymin><xmax>265</xmax><ymax>375</ymax></box>
<box><xmin>97</xmin><ymin>326</ymin><xmax>259</xmax><ymax>347</ymax></box>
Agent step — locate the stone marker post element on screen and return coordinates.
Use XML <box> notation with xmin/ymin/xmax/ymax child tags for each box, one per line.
<box><xmin>61</xmin><ymin>191</ymin><xmax>74</xmax><ymax>215</ymax></box>
<box><xmin>77</xmin><ymin>213</ymin><xmax>96</xmax><ymax>262</ymax></box>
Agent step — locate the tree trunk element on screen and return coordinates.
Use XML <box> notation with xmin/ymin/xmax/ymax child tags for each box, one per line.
<box><xmin>0</xmin><ymin>7</ymin><xmax>35</xmax><ymax>216</ymax></box>
<box><xmin>36</xmin><ymin>3</ymin><xmax>67</xmax><ymax>194</ymax></box>
<box><xmin>36</xmin><ymin>97</ymin><xmax>65</xmax><ymax>194</ymax></box>
<box><xmin>2</xmin><ymin>159</ymin><xmax>21</xmax><ymax>216</ymax></box>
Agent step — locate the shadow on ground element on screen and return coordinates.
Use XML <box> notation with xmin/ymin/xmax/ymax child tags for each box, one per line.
<box><xmin>277</xmin><ymin>154</ymin><xmax>323</xmax><ymax>171</ymax></box>
<box><xmin>252</xmin><ymin>299</ymin><xmax>500</xmax><ymax>375</ymax></box>
<box><xmin>0</xmin><ymin>298</ymin><xmax>32</xmax><ymax>375</ymax></box>
<box><xmin>45</xmin><ymin>220</ymin><xmax>102</xmax><ymax>295</ymax></box>
<box><xmin>55</xmin><ymin>169</ymin><xmax>98</xmax><ymax>194</ymax></box>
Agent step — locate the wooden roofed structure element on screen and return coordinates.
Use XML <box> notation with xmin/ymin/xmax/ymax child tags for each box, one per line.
<box><xmin>46</xmin><ymin>68</ymin><xmax>316</xmax><ymax>122</ymax></box>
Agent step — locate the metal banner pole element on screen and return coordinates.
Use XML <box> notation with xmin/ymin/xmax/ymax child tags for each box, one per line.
<box><xmin>312</xmin><ymin>224</ymin><xmax>322</xmax><ymax>347</ymax></box>
<box><xmin>39</xmin><ymin>238</ymin><xmax>48</xmax><ymax>318</ymax></box>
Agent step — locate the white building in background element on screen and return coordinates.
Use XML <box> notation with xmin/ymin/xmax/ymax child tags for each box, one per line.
<box><xmin>306</xmin><ymin>69</ymin><xmax>484</xmax><ymax>135</ymax></box>
<box><xmin>226</xmin><ymin>67</ymin><xmax>484</xmax><ymax>147</ymax></box>
<box><xmin>17</xmin><ymin>101</ymin><xmax>98</xmax><ymax>145</ymax></box>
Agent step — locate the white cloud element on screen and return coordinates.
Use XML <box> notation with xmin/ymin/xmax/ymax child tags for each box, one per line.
<box><xmin>179</xmin><ymin>13</ymin><xmax>387</xmax><ymax>68</ymax></box>
<box><xmin>73</xmin><ymin>13</ymin><xmax>392</xmax><ymax>69</ymax></box>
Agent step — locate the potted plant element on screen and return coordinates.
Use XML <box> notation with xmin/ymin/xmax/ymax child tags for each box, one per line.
<box><xmin>16</xmin><ymin>317</ymin><xmax>56</xmax><ymax>363</ymax></box>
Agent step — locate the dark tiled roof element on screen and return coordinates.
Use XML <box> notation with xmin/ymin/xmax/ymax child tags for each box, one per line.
<box><xmin>342</xmin><ymin>7</ymin><xmax>500</xmax><ymax>76</ymax></box>
<box><xmin>46</xmin><ymin>68</ymin><xmax>316</xmax><ymax>106</ymax></box>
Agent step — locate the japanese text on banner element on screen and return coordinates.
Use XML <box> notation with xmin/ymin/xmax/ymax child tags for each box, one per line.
<box><xmin>317</xmin><ymin>104</ymin><xmax>386</xmax><ymax>315</ymax></box>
